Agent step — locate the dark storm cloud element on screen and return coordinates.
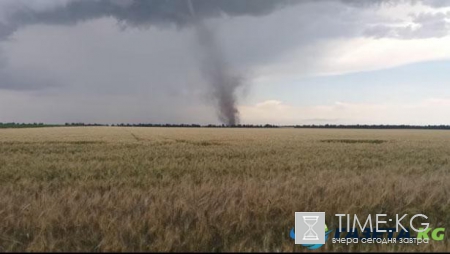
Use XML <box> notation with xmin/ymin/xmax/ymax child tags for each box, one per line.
<box><xmin>4</xmin><ymin>0</ymin><xmax>409</xmax><ymax>40</ymax></box>
<box><xmin>0</xmin><ymin>0</ymin><xmax>300</xmax><ymax>125</ymax></box>
<box><xmin>1</xmin><ymin>0</ymin><xmax>447</xmax><ymax>44</ymax></box>
<box><xmin>0</xmin><ymin>0</ymin><xmax>449</xmax><ymax>124</ymax></box>
<box><xmin>0</xmin><ymin>0</ymin><xmax>299</xmax><ymax>40</ymax></box>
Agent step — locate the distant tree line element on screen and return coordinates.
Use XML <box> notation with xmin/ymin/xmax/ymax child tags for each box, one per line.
<box><xmin>0</xmin><ymin>122</ymin><xmax>58</xmax><ymax>128</ymax></box>
<box><xmin>4</xmin><ymin>122</ymin><xmax>450</xmax><ymax>130</ymax></box>
<box><xmin>204</xmin><ymin>124</ymin><xmax>279</xmax><ymax>128</ymax></box>
<box><xmin>112</xmin><ymin>123</ymin><xmax>201</xmax><ymax>127</ymax></box>
<box><xmin>64</xmin><ymin>123</ymin><xmax>109</xmax><ymax>126</ymax></box>
<box><xmin>111</xmin><ymin>123</ymin><xmax>279</xmax><ymax>128</ymax></box>
<box><xmin>294</xmin><ymin>124</ymin><xmax>450</xmax><ymax>130</ymax></box>
<box><xmin>1</xmin><ymin>122</ymin><xmax>279</xmax><ymax>128</ymax></box>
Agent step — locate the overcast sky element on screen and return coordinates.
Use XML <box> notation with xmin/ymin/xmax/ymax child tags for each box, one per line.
<box><xmin>0</xmin><ymin>0</ymin><xmax>450</xmax><ymax>125</ymax></box>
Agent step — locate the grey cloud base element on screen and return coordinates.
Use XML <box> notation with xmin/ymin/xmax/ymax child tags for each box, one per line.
<box><xmin>0</xmin><ymin>0</ymin><xmax>449</xmax><ymax>124</ymax></box>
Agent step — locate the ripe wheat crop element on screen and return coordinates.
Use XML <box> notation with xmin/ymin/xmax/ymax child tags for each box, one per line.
<box><xmin>0</xmin><ymin>127</ymin><xmax>449</xmax><ymax>251</ymax></box>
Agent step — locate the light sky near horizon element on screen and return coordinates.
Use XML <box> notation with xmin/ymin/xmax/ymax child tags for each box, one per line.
<box><xmin>0</xmin><ymin>0</ymin><xmax>450</xmax><ymax>125</ymax></box>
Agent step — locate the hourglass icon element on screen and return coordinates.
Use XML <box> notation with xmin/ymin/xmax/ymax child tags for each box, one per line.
<box><xmin>302</xmin><ymin>216</ymin><xmax>319</xmax><ymax>240</ymax></box>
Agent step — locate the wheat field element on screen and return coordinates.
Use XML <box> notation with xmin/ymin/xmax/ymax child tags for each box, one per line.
<box><xmin>0</xmin><ymin>127</ymin><xmax>449</xmax><ymax>252</ymax></box>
